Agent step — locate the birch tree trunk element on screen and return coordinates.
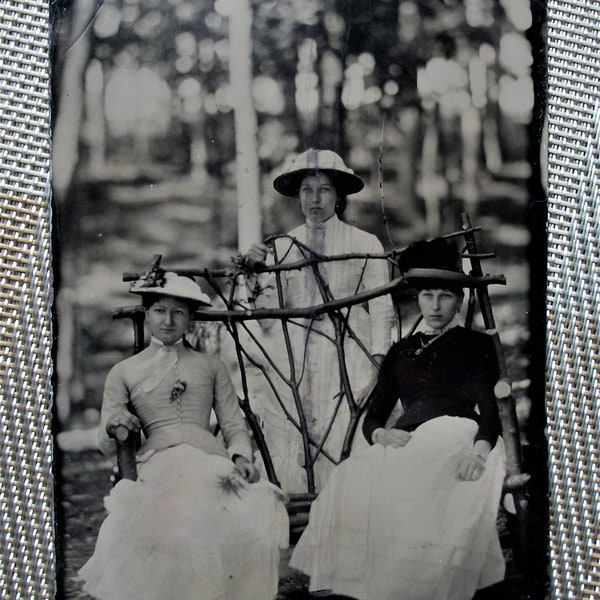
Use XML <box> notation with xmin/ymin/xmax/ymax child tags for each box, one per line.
<box><xmin>52</xmin><ymin>0</ymin><xmax>97</xmax><ymax>425</ymax></box>
<box><xmin>52</xmin><ymin>0</ymin><xmax>97</xmax><ymax>202</ymax></box>
<box><xmin>229</xmin><ymin>0</ymin><xmax>261</xmax><ymax>253</ymax></box>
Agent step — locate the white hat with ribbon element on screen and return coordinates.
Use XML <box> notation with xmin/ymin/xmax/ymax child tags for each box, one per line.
<box><xmin>130</xmin><ymin>271</ymin><xmax>211</xmax><ymax>306</ymax></box>
<box><xmin>273</xmin><ymin>148</ymin><xmax>364</xmax><ymax>197</ymax></box>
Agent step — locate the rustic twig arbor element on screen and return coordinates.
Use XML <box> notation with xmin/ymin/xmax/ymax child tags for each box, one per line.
<box><xmin>112</xmin><ymin>214</ymin><xmax>529</xmax><ymax>566</ymax></box>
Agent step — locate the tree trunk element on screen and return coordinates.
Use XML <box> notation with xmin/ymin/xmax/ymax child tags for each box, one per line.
<box><xmin>52</xmin><ymin>0</ymin><xmax>98</xmax><ymax>426</ymax></box>
<box><xmin>229</xmin><ymin>0</ymin><xmax>262</xmax><ymax>252</ymax></box>
<box><xmin>52</xmin><ymin>0</ymin><xmax>96</xmax><ymax>202</ymax></box>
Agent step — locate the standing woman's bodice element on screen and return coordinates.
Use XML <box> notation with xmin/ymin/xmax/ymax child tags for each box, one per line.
<box><xmin>276</xmin><ymin>216</ymin><xmax>385</xmax><ymax>308</ymax></box>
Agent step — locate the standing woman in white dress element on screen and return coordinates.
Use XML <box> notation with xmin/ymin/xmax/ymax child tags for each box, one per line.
<box><xmin>290</xmin><ymin>238</ymin><xmax>507</xmax><ymax>600</ymax></box>
<box><xmin>245</xmin><ymin>148</ymin><xmax>395</xmax><ymax>493</ymax></box>
<box><xmin>79</xmin><ymin>272</ymin><xmax>289</xmax><ymax>600</ymax></box>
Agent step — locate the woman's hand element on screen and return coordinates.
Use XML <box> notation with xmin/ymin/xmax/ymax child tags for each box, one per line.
<box><xmin>373</xmin><ymin>428</ymin><xmax>412</xmax><ymax>449</ymax></box>
<box><xmin>106</xmin><ymin>409</ymin><xmax>141</xmax><ymax>439</ymax></box>
<box><xmin>234</xmin><ymin>455</ymin><xmax>260</xmax><ymax>483</ymax></box>
<box><xmin>456</xmin><ymin>452</ymin><xmax>486</xmax><ymax>481</ymax></box>
<box><xmin>456</xmin><ymin>442</ymin><xmax>491</xmax><ymax>481</ymax></box>
<box><xmin>245</xmin><ymin>243</ymin><xmax>271</xmax><ymax>267</ymax></box>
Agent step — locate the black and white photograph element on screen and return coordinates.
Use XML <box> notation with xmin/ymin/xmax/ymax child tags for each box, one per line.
<box><xmin>51</xmin><ymin>1</ymin><xmax>548</xmax><ymax>598</ymax></box>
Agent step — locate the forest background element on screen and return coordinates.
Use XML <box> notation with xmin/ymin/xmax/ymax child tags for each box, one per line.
<box><xmin>50</xmin><ymin>0</ymin><xmax>548</xmax><ymax>597</ymax></box>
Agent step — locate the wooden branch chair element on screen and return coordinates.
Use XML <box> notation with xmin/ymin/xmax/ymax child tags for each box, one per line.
<box><xmin>109</xmin><ymin>213</ymin><xmax>530</xmax><ymax>575</ymax></box>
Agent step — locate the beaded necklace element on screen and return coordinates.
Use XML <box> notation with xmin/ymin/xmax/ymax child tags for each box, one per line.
<box><xmin>413</xmin><ymin>323</ymin><xmax>457</xmax><ymax>356</ymax></box>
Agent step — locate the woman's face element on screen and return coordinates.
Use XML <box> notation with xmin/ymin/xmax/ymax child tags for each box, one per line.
<box><xmin>145</xmin><ymin>296</ymin><xmax>191</xmax><ymax>345</ymax></box>
<box><xmin>417</xmin><ymin>289</ymin><xmax>463</xmax><ymax>330</ymax></box>
<box><xmin>299</xmin><ymin>173</ymin><xmax>339</xmax><ymax>223</ymax></box>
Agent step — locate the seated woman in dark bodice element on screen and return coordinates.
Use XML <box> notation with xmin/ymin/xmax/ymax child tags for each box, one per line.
<box><xmin>79</xmin><ymin>271</ymin><xmax>288</xmax><ymax>600</ymax></box>
<box><xmin>290</xmin><ymin>238</ymin><xmax>506</xmax><ymax>600</ymax></box>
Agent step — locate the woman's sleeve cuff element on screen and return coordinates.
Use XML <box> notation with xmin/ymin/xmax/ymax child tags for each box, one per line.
<box><xmin>227</xmin><ymin>443</ymin><xmax>252</xmax><ymax>462</ymax></box>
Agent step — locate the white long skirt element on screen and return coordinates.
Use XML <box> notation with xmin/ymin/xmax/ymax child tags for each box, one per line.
<box><xmin>79</xmin><ymin>444</ymin><xmax>289</xmax><ymax>600</ymax></box>
<box><xmin>290</xmin><ymin>416</ymin><xmax>506</xmax><ymax>600</ymax></box>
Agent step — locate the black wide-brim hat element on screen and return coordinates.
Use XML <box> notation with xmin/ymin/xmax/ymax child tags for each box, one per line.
<box><xmin>273</xmin><ymin>148</ymin><xmax>364</xmax><ymax>197</ymax></box>
<box><xmin>399</xmin><ymin>238</ymin><xmax>475</xmax><ymax>288</ymax></box>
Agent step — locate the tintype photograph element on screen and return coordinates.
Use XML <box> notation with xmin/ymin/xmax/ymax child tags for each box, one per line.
<box><xmin>51</xmin><ymin>1</ymin><xmax>548</xmax><ymax>598</ymax></box>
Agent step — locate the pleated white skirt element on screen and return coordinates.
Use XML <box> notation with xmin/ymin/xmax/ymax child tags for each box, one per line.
<box><xmin>290</xmin><ymin>416</ymin><xmax>506</xmax><ymax>600</ymax></box>
<box><xmin>79</xmin><ymin>444</ymin><xmax>289</xmax><ymax>600</ymax></box>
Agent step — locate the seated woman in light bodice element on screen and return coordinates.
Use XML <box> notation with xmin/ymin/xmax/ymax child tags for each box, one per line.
<box><xmin>79</xmin><ymin>271</ymin><xmax>289</xmax><ymax>600</ymax></box>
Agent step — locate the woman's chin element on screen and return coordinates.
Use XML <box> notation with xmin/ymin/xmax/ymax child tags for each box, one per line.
<box><xmin>155</xmin><ymin>333</ymin><xmax>179</xmax><ymax>345</ymax></box>
<box><xmin>424</xmin><ymin>318</ymin><xmax>450</xmax><ymax>330</ymax></box>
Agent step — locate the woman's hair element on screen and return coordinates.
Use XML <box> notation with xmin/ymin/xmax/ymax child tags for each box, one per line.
<box><xmin>334</xmin><ymin>194</ymin><xmax>347</xmax><ymax>217</ymax></box>
<box><xmin>414</xmin><ymin>282</ymin><xmax>465</xmax><ymax>295</ymax></box>
<box><xmin>141</xmin><ymin>293</ymin><xmax>198</xmax><ymax>314</ymax></box>
<box><xmin>328</xmin><ymin>172</ymin><xmax>348</xmax><ymax>217</ymax></box>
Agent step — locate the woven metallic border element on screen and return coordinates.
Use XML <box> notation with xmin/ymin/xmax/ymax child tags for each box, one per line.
<box><xmin>0</xmin><ymin>0</ymin><xmax>54</xmax><ymax>598</ymax></box>
<box><xmin>0</xmin><ymin>0</ymin><xmax>597</xmax><ymax>598</ymax></box>
<box><xmin>547</xmin><ymin>2</ymin><xmax>600</xmax><ymax>598</ymax></box>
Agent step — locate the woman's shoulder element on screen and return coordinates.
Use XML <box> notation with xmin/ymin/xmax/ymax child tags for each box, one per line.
<box><xmin>286</xmin><ymin>223</ymin><xmax>305</xmax><ymax>237</ymax></box>
<box><xmin>273</xmin><ymin>225</ymin><xmax>306</xmax><ymax>255</ymax></box>
<box><xmin>450</xmin><ymin>326</ymin><xmax>493</xmax><ymax>345</ymax></box>
<box><xmin>447</xmin><ymin>327</ymin><xmax>496</xmax><ymax>360</ymax></box>
<box><xmin>104</xmin><ymin>347</ymin><xmax>153</xmax><ymax>384</ymax></box>
<box><xmin>337</xmin><ymin>221</ymin><xmax>384</xmax><ymax>252</ymax></box>
<box><xmin>386</xmin><ymin>336</ymin><xmax>420</xmax><ymax>356</ymax></box>
<box><xmin>391</xmin><ymin>336</ymin><xmax>414</xmax><ymax>349</ymax></box>
<box><xmin>187</xmin><ymin>349</ymin><xmax>228</xmax><ymax>372</ymax></box>
<box><xmin>338</xmin><ymin>219</ymin><xmax>378</xmax><ymax>238</ymax></box>
<box><xmin>110</xmin><ymin>346</ymin><xmax>153</xmax><ymax>370</ymax></box>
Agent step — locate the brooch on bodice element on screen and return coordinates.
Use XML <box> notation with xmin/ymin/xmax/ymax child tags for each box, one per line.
<box><xmin>170</xmin><ymin>379</ymin><xmax>187</xmax><ymax>403</ymax></box>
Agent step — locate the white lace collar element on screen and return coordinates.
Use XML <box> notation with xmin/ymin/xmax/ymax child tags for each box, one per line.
<box><xmin>305</xmin><ymin>214</ymin><xmax>340</xmax><ymax>232</ymax></box>
<box><xmin>150</xmin><ymin>336</ymin><xmax>184</xmax><ymax>347</ymax></box>
<box><xmin>415</xmin><ymin>317</ymin><xmax>461</xmax><ymax>336</ymax></box>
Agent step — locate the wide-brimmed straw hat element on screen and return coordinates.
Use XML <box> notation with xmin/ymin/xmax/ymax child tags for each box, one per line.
<box><xmin>273</xmin><ymin>148</ymin><xmax>364</xmax><ymax>197</ymax></box>
<box><xmin>130</xmin><ymin>271</ymin><xmax>212</xmax><ymax>306</ymax></box>
<box><xmin>398</xmin><ymin>238</ymin><xmax>475</xmax><ymax>288</ymax></box>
